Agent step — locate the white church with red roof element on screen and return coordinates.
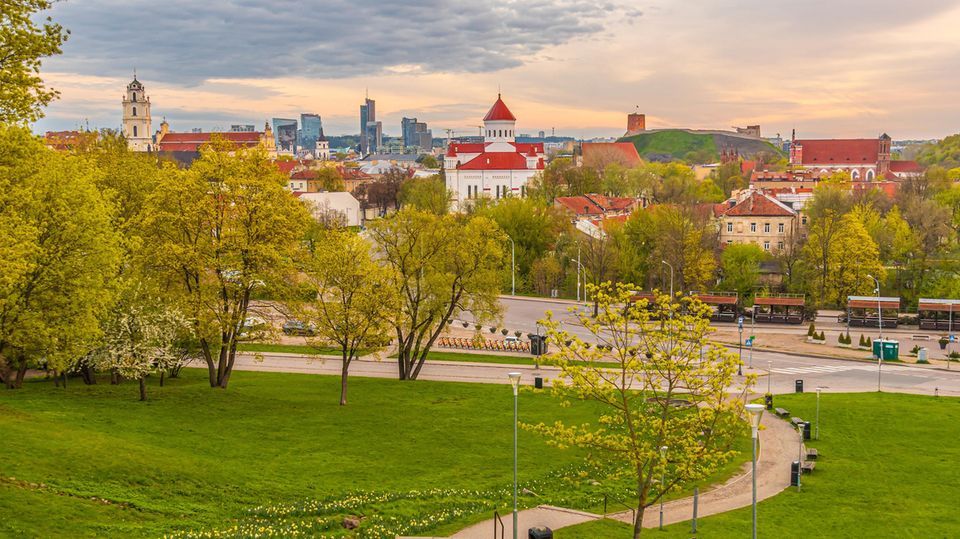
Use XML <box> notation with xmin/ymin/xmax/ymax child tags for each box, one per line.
<box><xmin>444</xmin><ymin>95</ymin><xmax>545</xmax><ymax>209</ymax></box>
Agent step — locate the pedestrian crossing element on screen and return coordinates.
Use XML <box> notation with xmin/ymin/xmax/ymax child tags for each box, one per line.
<box><xmin>771</xmin><ymin>363</ymin><xmax>929</xmax><ymax>377</ymax></box>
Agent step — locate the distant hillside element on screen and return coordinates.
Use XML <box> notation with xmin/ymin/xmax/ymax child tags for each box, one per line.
<box><xmin>617</xmin><ymin>129</ymin><xmax>783</xmax><ymax>163</ymax></box>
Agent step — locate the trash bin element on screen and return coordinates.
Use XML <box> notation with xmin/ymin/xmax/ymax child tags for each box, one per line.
<box><xmin>795</xmin><ymin>379</ymin><xmax>804</xmax><ymax>393</ymax></box>
<box><xmin>872</xmin><ymin>339</ymin><xmax>899</xmax><ymax>360</ymax></box>
<box><xmin>529</xmin><ymin>334</ymin><xmax>541</xmax><ymax>356</ymax></box>
<box><xmin>803</xmin><ymin>421</ymin><xmax>811</xmax><ymax>441</ymax></box>
<box><xmin>529</xmin><ymin>526</ymin><xmax>553</xmax><ymax>539</ymax></box>
<box><xmin>765</xmin><ymin>394</ymin><xmax>774</xmax><ymax>410</ymax></box>
<box><xmin>534</xmin><ymin>376</ymin><xmax>543</xmax><ymax>389</ymax></box>
<box><xmin>790</xmin><ymin>461</ymin><xmax>801</xmax><ymax>486</ymax></box>
<box><xmin>918</xmin><ymin>347</ymin><xmax>928</xmax><ymax>363</ymax></box>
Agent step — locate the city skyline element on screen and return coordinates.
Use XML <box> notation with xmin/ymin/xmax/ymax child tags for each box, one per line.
<box><xmin>31</xmin><ymin>0</ymin><xmax>960</xmax><ymax>140</ymax></box>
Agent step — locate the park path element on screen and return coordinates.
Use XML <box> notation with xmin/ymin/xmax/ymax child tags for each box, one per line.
<box><xmin>444</xmin><ymin>410</ymin><xmax>796</xmax><ymax>538</ymax></box>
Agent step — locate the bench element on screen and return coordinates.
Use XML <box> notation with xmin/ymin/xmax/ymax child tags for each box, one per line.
<box><xmin>912</xmin><ymin>335</ymin><xmax>931</xmax><ymax>341</ymax></box>
<box><xmin>791</xmin><ymin>417</ymin><xmax>805</xmax><ymax>427</ymax></box>
<box><xmin>775</xmin><ymin>407</ymin><xmax>790</xmax><ymax>418</ymax></box>
<box><xmin>801</xmin><ymin>461</ymin><xmax>816</xmax><ymax>473</ymax></box>
<box><xmin>806</xmin><ymin>448</ymin><xmax>819</xmax><ymax>460</ymax></box>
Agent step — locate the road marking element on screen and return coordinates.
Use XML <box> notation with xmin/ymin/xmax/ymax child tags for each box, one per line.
<box><xmin>772</xmin><ymin>364</ymin><xmax>930</xmax><ymax>377</ymax></box>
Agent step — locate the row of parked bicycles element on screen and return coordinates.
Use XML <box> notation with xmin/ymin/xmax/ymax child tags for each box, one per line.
<box><xmin>436</xmin><ymin>336</ymin><xmax>530</xmax><ymax>352</ymax></box>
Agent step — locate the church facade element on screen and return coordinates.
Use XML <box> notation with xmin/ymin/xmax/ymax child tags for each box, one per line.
<box><xmin>443</xmin><ymin>95</ymin><xmax>544</xmax><ymax>210</ymax></box>
<box><xmin>122</xmin><ymin>76</ymin><xmax>153</xmax><ymax>152</ymax></box>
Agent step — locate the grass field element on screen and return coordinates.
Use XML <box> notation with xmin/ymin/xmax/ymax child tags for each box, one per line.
<box><xmin>619</xmin><ymin>130</ymin><xmax>717</xmax><ymax>160</ymax></box>
<box><xmin>555</xmin><ymin>392</ymin><xmax>960</xmax><ymax>538</ymax></box>
<box><xmin>0</xmin><ymin>368</ymin><xmax>749</xmax><ymax>538</ymax></box>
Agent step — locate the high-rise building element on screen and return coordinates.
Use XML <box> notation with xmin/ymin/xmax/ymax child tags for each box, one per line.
<box><xmin>402</xmin><ymin>117</ymin><xmax>432</xmax><ymax>151</ymax></box>
<box><xmin>365</xmin><ymin>120</ymin><xmax>382</xmax><ymax>154</ymax></box>
<box><xmin>360</xmin><ymin>96</ymin><xmax>376</xmax><ymax>154</ymax></box>
<box><xmin>273</xmin><ymin>118</ymin><xmax>298</xmax><ymax>154</ymax></box>
<box><xmin>122</xmin><ymin>76</ymin><xmax>152</xmax><ymax>152</ymax></box>
<box><xmin>230</xmin><ymin>124</ymin><xmax>255</xmax><ymax>132</ymax></box>
<box><xmin>299</xmin><ymin>113</ymin><xmax>322</xmax><ymax>152</ymax></box>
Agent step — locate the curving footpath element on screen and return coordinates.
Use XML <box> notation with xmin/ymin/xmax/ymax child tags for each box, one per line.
<box><xmin>445</xmin><ymin>408</ymin><xmax>796</xmax><ymax>538</ymax></box>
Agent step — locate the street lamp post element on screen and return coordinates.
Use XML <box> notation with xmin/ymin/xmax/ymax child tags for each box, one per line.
<box><xmin>661</xmin><ymin>260</ymin><xmax>674</xmax><ymax>299</ymax></box>
<box><xmin>506</xmin><ymin>235</ymin><xmax>515</xmax><ymax>296</ymax></box>
<box><xmin>738</xmin><ymin>320</ymin><xmax>744</xmax><ymax>376</ymax></box>
<box><xmin>659</xmin><ymin>445</ymin><xmax>669</xmax><ymax>530</ymax></box>
<box><xmin>576</xmin><ymin>243</ymin><xmax>582</xmax><ymax>302</ymax></box>
<box><xmin>508</xmin><ymin>372</ymin><xmax>522</xmax><ymax>539</ymax></box>
<box><xmin>767</xmin><ymin>360</ymin><xmax>773</xmax><ymax>395</ymax></box>
<box><xmin>815</xmin><ymin>387</ymin><xmax>822</xmax><ymax>440</ymax></box>
<box><xmin>746</xmin><ymin>403</ymin><xmax>765</xmax><ymax>539</ymax></box>
<box><xmin>796</xmin><ymin>424</ymin><xmax>803</xmax><ymax>492</ymax></box>
<box><xmin>866</xmin><ymin>274</ymin><xmax>883</xmax><ymax>391</ymax></box>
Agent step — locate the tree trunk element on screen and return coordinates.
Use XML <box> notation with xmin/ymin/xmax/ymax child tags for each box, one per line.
<box><xmin>81</xmin><ymin>364</ymin><xmax>97</xmax><ymax>385</ymax></box>
<box><xmin>139</xmin><ymin>377</ymin><xmax>146</xmax><ymax>401</ymax></box>
<box><xmin>160</xmin><ymin>370</ymin><xmax>165</xmax><ymax>387</ymax></box>
<box><xmin>339</xmin><ymin>352</ymin><xmax>350</xmax><ymax>406</ymax></box>
<box><xmin>62</xmin><ymin>370</ymin><xmax>67</xmax><ymax>389</ymax></box>
<box><xmin>632</xmin><ymin>504</ymin><xmax>646</xmax><ymax>539</ymax></box>
<box><xmin>14</xmin><ymin>358</ymin><xmax>28</xmax><ymax>389</ymax></box>
<box><xmin>111</xmin><ymin>369</ymin><xmax>119</xmax><ymax>385</ymax></box>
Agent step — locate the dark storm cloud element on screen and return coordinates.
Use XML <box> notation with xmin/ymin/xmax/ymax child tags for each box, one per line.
<box><xmin>46</xmin><ymin>0</ymin><xmax>623</xmax><ymax>82</ymax></box>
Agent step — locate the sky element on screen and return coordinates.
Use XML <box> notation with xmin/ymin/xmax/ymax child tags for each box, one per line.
<box><xmin>33</xmin><ymin>0</ymin><xmax>960</xmax><ymax>140</ymax></box>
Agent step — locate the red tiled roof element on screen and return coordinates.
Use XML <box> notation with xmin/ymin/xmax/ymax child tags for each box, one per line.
<box><xmin>483</xmin><ymin>95</ymin><xmax>516</xmax><ymax>122</ymax></box>
<box><xmin>158</xmin><ymin>131</ymin><xmax>263</xmax><ymax>152</ymax></box>
<box><xmin>720</xmin><ymin>192</ymin><xmax>795</xmax><ymax>217</ymax></box>
<box><xmin>448</xmin><ymin>142</ymin><xmax>485</xmax><ymax>154</ymax></box>
<box><xmin>290</xmin><ymin>170</ymin><xmax>317</xmax><ymax>180</ymax></box>
<box><xmin>514</xmin><ymin>142</ymin><xmax>543</xmax><ymax>154</ymax></box>
<box><xmin>581</xmin><ymin>142</ymin><xmax>642</xmax><ymax>167</ymax></box>
<box><xmin>44</xmin><ymin>130</ymin><xmax>97</xmax><ymax>150</ymax></box>
<box><xmin>889</xmin><ymin>160</ymin><xmax>922</xmax><ymax>173</ymax></box>
<box><xmin>556</xmin><ymin>196</ymin><xmax>605</xmax><ymax>216</ymax></box>
<box><xmin>740</xmin><ymin>160</ymin><xmax>757</xmax><ymax>175</ymax></box>
<box><xmin>458</xmin><ymin>152</ymin><xmax>539</xmax><ymax>170</ymax></box>
<box><xmin>794</xmin><ymin>139</ymin><xmax>879</xmax><ymax>165</ymax></box>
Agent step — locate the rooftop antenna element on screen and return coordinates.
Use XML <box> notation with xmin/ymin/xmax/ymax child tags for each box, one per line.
<box><xmin>498</xmin><ymin>83</ymin><xmax>501</xmax><ymax>98</ymax></box>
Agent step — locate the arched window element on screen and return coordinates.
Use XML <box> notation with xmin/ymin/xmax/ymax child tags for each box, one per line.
<box><xmin>133</xmin><ymin>125</ymin><xmax>138</xmax><ymax>137</ymax></box>
<box><xmin>132</xmin><ymin>107</ymin><xmax>137</xmax><ymax>117</ymax></box>
<box><xmin>851</xmin><ymin>170</ymin><xmax>860</xmax><ymax>180</ymax></box>
<box><xmin>866</xmin><ymin>170</ymin><xmax>875</xmax><ymax>181</ymax></box>
<box><xmin>132</xmin><ymin>93</ymin><xmax>137</xmax><ymax>102</ymax></box>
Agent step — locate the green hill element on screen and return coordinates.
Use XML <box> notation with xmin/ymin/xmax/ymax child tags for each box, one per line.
<box><xmin>618</xmin><ymin>129</ymin><xmax>783</xmax><ymax>163</ymax></box>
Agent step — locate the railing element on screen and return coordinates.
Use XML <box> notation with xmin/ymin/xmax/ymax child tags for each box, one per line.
<box><xmin>493</xmin><ymin>510</ymin><xmax>505</xmax><ymax>539</ymax></box>
<box><xmin>602</xmin><ymin>493</ymin><xmax>636</xmax><ymax>523</ymax></box>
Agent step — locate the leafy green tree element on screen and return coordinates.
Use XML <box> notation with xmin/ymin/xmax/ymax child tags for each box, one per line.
<box><xmin>0</xmin><ymin>125</ymin><xmax>120</xmax><ymax>388</ymax></box>
<box><xmin>801</xmin><ymin>214</ymin><xmax>884</xmax><ymax>306</ymax></box>
<box><xmin>398</xmin><ymin>175</ymin><xmax>450</xmax><ymax>215</ymax></box>
<box><xmin>528</xmin><ymin>285</ymin><xmax>746</xmax><ymax>539</ymax></box>
<box><xmin>0</xmin><ymin>0</ymin><xmax>69</xmax><ymax>123</ymax></box>
<box><xmin>418</xmin><ymin>154</ymin><xmax>439</xmax><ymax>169</ymax></box>
<box><xmin>719</xmin><ymin>243</ymin><xmax>767</xmax><ymax>303</ymax></box>
<box><xmin>711</xmin><ymin>161</ymin><xmax>746</xmax><ymax>197</ymax></box>
<box><xmin>314</xmin><ymin>167</ymin><xmax>345</xmax><ymax>192</ymax></box>
<box><xmin>138</xmin><ymin>141</ymin><xmax>311</xmax><ymax>389</ymax></box>
<box><xmin>368</xmin><ymin>208</ymin><xmax>504</xmax><ymax>380</ymax></box>
<box><xmin>296</xmin><ymin>230</ymin><xmax>395</xmax><ymax>405</ymax></box>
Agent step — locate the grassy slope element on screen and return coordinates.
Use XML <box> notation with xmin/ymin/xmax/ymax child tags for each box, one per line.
<box><xmin>620</xmin><ymin>130</ymin><xmax>717</xmax><ymax>160</ymax></box>
<box><xmin>0</xmin><ymin>369</ymin><xmax>748</xmax><ymax>538</ymax></box>
<box><xmin>557</xmin><ymin>392</ymin><xmax>960</xmax><ymax>538</ymax></box>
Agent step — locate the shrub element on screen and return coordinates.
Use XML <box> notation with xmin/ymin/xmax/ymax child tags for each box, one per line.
<box><xmin>462</xmin><ymin>321</ymin><xmax>469</xmax><ymax>328</ymax></box>
<box><xmin>948</xmin><ymin>351</ymin><xmax>960</xmax><ymax>361</ymax></box>
<box><xmin>859</xmin><ymin>334</ymin><xmax>868</xmax><ymax>347</ymax></box>
<box><xmin>514</xmin><ymin>330</ymin><xmax>522</xmax><ymax>338</ymax></box>
<box><xmin>501</xmin><ymin>328</ymin><xmax>509</xmax><ymax>336</ymax></box>
<box><xmin>807</xmin><ymin>323</ymin><xmax>816</xmax><ymax>337</ymax></box>
<box><xmin>838</xmin><ymin>333</ymin><xmax>845</xmax><ymax>344</ymax></box>
<box><xmin>910</xmin><ymin>345</ymin><xmax>921</xmax><ymax>355</ymax></box>
<box><xmin>489</xmin><ymin>326</ymin><xmax>497</xmax><ymax>334</ymax></box>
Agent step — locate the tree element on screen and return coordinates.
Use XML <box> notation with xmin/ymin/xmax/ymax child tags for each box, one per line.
<box><xmin>527</xmin><ymin>284</ymin><xmax>746</xmax><ymax>539</ymax></box>
<box><xmin>0</xmin><ymin>125</ymin><xmax>120</xmax><ymax>388</ymax></box>
<box><xmin>800</xmin><ymin>214</ymin><xmax>884</xmax><ymax>306</ymax></box>
<box><xmin>0</xmin><ymin>0</ymin><xmax>69</xmax><ymax>123</ymax></box>
<box><xmin>90</xmin><ymin>291</ymin><xmax>186</xmax><ymax>401</ymax></box>
<box><xmin>711</xmin><ymin>161</ymin><xmax>745</xmax><ymax>197</ymax></box>
<box><xmin>368</xmin><ymin>208</ymin><xmax>504</xmax><ymax>380</ymax></box>
<box><xmin>529</xmin><ymin>255</ymin><xmax>563</xmax><ymax>296</ymax></box>
<box><xmin>297</xmin><ymin>230</ymin><xmax>394</xmax><ymax>405</ymax></box>
<box><xmin>399</xmin><ymin>174</ymin><xmax>450</xmax><ymax>215</ymax></box>
<box><xmin>418</xmin><ymin>154</ymin><xmax>439</xmax><ymax>169</ymax></box>
<box><xmin>313</xmin><ymin>167</ymin><xmax>345</xmax><ymax>192</ymax></box>
<box><xmin>801</xmin><ymin>184</ymin><xmax>852</xmax><ymax>303</ymax></box>
<box><xmin>138</xmin><ymin>141</ymin><xmax>311</xmax><ymax>389</ymax></box>
<box><xmin>356</xmin><ymin>168</ymin><xmax>405</xmax><ymax>215</ymax></box>
<box><xmin>719</xmin><ymin>243</ymin><xmax>766</xmax><ymax>303</ymax></box>
<box><xmin>580</xmin><ymin>224</ymin><xmax>620</xmax><ymax>315</ymax></box>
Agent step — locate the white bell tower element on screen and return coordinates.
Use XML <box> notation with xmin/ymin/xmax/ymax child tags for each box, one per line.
<box><xmin>122</xmin><ymin>74</ymin><xmax>153</xmax><ymax>152</ymax></box>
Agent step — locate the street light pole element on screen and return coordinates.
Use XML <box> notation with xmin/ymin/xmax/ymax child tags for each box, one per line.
<box><xmin>508</xmin><ymin>372</ymin><xmax>521</xmax><ymax>539</ymax></box>
<box><xmin>746</xmin><ymin>404</ymin><xmax>765</xmax><ymax>539</ymax></box>
<box><xmin>767</xmin><ymin>360</ymin><xmax>773</xmax><ymax>394</ymax></box>
<box><xmin>815</xmin><ymin>387</ymin><xmax>822</xmax><ymax>440</ymax></box>
<box><xmin>576</xmin><ymin>244</ymin><xmax>581</xmax><ymax>302</ymax></box>
<box><xmin>659</xmin><ymin>445</ymin><xmax>668</xmax><ymax>530</ymax></box>
<box><xmin>867</xmin><ymin>274</ymin><xmax>882</xmax><ymax>391</ymax></box>
<box><xmin>796</xmin><ymin>425</ymin><xmax>803</xmax><ymax>492</ymax></box>
<box><xmin>506</xmin><ymin>235</ymin><xmax>515</xmax><ymax>296</ymax></box>
<box><xmin>661</xmin><ymin>260</ymin><xmax>674</xmax><ymax>299</ymax></box>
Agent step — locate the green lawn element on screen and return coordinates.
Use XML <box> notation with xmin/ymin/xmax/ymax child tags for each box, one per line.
<box><xmin>0</xmin><ymin>369</ymin><xmax>749</xmax><ymax>538</ymax></box>
<box><xmin>555</xmin><ymin>392</ymin><xmax>960</xmax><ymax>538</ymax></box>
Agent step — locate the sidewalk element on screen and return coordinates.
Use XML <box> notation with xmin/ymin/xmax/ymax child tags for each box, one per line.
<box><xmin>446</xmin><ymin>410</ymin><xmax>796</xmax><ymax>537</ymax></box>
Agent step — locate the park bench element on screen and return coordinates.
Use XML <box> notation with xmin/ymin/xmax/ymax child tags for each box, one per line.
<box><xmin>791</xmin><ymin>417</ymin><xmax>805</xmax><ymax>427</ymax></box>
<box><xmin>806</xmin><ymin>448</ymin><xmax>819</xmax><ymax>460</ymax></box>
<box><xmin>801</xmin><ymin>461</ymin><xmax>816</xmax><ymax>473</ymax></box>
<box><xmin>912</xmin><ymin>335</ymin><xmax>930</xmax><ymax>341</ymax></box>
<box><xmin>775</xmin><ymin>407</ymin><xmax>790</xmax><ymax>418</ymax></box>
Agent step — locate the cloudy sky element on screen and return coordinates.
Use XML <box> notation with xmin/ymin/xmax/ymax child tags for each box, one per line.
<box><xmin>33</xmin><ymin>0</ymin><xmax>960</xmax><ymax>140</ymax></box>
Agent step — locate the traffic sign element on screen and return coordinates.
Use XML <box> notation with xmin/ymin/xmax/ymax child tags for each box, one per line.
<box><xmin>738</xmin><ymin>316</ymin><xmax>744</xmax><ymax>329</ymax></box>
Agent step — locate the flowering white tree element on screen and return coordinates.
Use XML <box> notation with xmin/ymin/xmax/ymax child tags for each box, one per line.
<box><xmin>92</xmin><ymin>301</ymin><xmax>186</xmax><ymax>401</ymax></box>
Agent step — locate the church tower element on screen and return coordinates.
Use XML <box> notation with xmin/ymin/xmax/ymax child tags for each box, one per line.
<box><xmin>122</xmin><ymin>75</ymin><xmax>153</xmax><ymax>152</ymax></box>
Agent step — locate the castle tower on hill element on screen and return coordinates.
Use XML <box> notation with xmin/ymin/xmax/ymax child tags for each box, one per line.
<box><xmin>122</xmin><ymin>76</ymin><xmax>153</xmax><ymax>152</ymax></box>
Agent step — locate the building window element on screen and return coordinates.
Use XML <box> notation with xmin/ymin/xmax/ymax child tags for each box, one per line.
<box><xmin>750</xmin><ymin>223</ymin><xmax>757</xmax><ymax>232</ymax></box>
<box><xmin>132</xmin><ymin>106</ymin><xmax>137</xmax><ymax>117</ymax></box>
<box><xmin>801</xmin><ymin>216</ymin><xmax>808</xmax><ymax>225</ymax></box>
<box><xmin>726</xmin><ymin>239</ymin><xmax>733</xmax><ymax>244</ymax></box>
<box><xmin>132</xmin><ymin>125</ymin><xmax>137</xmax><ymax>137</ymax></box>
<box><xmin>778</xmin><ymin>241</ymin><xmax>785</xmax><ymax>250</ymax></box>
<box><xmin>521</xmin><ymin>185</ymin><xmax>526</xmax><ymax>197</ymax></box>
<box><xmin>763</xmin><ymin>241</ymin><xmax>770</xmax><ymax>251</ymax></box>
<box><xmin>132</xmin><ymin>92</ymin><xmax>137</xmax><ymax>102</ymax></box>
<box><xmin>727</xmin><ymin>222</ymin><xmax>733</xmax><ymax>232</ymax></box>
<box><xmin>778</xmin><ymin>223</ymin><xmax>785</xmax><ymax>233</ymax></box>
<box><xmin>763</xmin><ymin>223</ymin><xmax>770</xmax><ymax>233</ymax></box>
<box><xmin>495</xmin><ymin>185</ymin><xmax>500</xmax><ymax>199</ymax></box>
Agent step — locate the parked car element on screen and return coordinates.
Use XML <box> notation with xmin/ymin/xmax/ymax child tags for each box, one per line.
<box><xmin>282</xmin><ymin>319</ymin><xmax>316</xmax><ymax>336</ymax></box>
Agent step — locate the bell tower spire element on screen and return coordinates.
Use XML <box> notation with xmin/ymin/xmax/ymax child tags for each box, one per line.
<box><xmin>122</xmin><ymin>75</ymin><xmax>153</xmax><ymax>152</ymax></box>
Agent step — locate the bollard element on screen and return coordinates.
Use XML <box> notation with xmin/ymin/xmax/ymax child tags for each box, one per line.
<box><xmin>691</xmin><ymin>486</ymin><xmax>699</xmax><ymax>533</ymax></box>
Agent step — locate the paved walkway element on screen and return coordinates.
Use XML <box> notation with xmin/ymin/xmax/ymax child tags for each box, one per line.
<box><xmin>444</xmin><ymin>408</ymin><xmax>796</xmax><ymax>538</ymax></box>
